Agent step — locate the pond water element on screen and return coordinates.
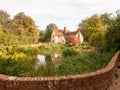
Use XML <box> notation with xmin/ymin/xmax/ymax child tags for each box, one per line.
<box><xmin>36</xmin><ymin>53</ymin><xmax>63</xmax><ymax>66</ymax></box>
<box><xmin>0</xmin><ymin>51</ymin><xmax>64</xmax><ymax>77</ymax></box>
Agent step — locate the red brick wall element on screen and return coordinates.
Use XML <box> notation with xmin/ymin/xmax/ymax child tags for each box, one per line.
<box><xmin>0</xmin><ymin>51</ymin><xmax>120</xmax><ymax>90</ymax></box>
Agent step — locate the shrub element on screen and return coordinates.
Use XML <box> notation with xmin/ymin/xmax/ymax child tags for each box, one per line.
<box><xmin>62</xmin><ymin>48</ymin><xmax>78</xmax><ymax>57</ymax></box>
<box><xmin>57</xmin><ymin>51</ymin><xmax>113</xmax><ymax>76</ymax></box>
<box><xmin>0</xmin><ymin>52</ymin><xmax>36</xmax><ymax>77</ymax></box>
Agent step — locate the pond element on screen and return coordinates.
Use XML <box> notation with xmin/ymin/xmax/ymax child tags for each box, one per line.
<box><xmin>36</xmin><ymin>53</ymin><xmax>63</xmax><ymax>65</ymax></box>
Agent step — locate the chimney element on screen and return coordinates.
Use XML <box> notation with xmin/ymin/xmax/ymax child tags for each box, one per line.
<box><xmin>64</xmin><ymin>27</ymin><xmax>66</xmax><ymax>30</ymax></box>
<box><xmin>77</xmin><ymin>28</ymin><xmax>80</xmax><ymax>32</ymax></box>
<box><xmin>64</xmin><ymin>27</ymin><xmax>67</xmax><ymax>33</ymax></box>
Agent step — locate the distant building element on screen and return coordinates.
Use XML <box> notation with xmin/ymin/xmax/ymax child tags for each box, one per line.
<box><xmin>51</xmin><ymin>27</ymin><xmax>84</xmax><ymax>45</ymax></box>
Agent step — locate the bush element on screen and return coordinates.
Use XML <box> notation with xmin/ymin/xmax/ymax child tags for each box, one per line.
<box><xmin>38</xmin><ymin>44</ymin><xmax>67</xmax><ymax>54</ymax></box>
<box><xmin>0</xmin><ymin>52</ymin><xmax>36</xmax><ymax>77</ymax></box>
<box><xmin>62</xmin><ymin>48</ymin><xmax>78</xmax><ymax>57</ymax></box>
<box><xmin>19</xmin><ymin>46</ymin><xmax>39</xmax><ymax>55</ymax></box>
<box><xmin>57</xmin><ymin>51</ymin><xmax>113</xmax><ymax>76</ymax></box>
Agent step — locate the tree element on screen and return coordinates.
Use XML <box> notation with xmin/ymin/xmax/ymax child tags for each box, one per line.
<box><xmin>79</xmin><ymin>14</ymin><xmax>107</xmax><ymax>47</ymax></box>
<box><xmin>39</xmin><ymin>30</ymin><xmax>46</xmax><ymax>42</ymax></box>
<box><xmin>9</xmin><ymin>12</ymin><xmax>38</xmax><ymax>36</ymax></box>
<box><xmin>45</xmin><ymin>23</ymin><xmax>58</xmax><ymax>41</ymax></box>
<box><xmin>101</xmin><ymin>13</ymin><xmax>113</xmax><ymax>28</ymax></box>
<box><xmin>0</xmin><ymin>10</ymin><xmax>11</xmax><ymax>31</ymax></box>
<box><xmin>0</xmin><ymin>10</ymin><xmax>39</xmax><ymax>45</ymax></box>
<box><xmin>0</xmin><ymin>24</ymin><xmax>3</xmax><ymax>33</ymax></box>
<box><xmin>104</xmin><ymin>11</ymin><xmax>120</xmax><ymax>51</ymax></box>
<box><xmin>79</xmin><ymin>14</ymin><xmax>105</xmax><ymax>40</ymax></box>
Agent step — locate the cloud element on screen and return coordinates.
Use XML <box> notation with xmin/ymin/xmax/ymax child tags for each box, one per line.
<box><xmin>0</xmin><ymin>0</ymin><xmax>120</xmax><ymax>30</ymax></box>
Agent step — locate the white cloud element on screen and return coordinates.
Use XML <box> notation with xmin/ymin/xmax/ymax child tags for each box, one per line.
<box><xmin>0</xmin><ymin>0</ymin><xmax>120</xmax><ymax>30</ymax></box>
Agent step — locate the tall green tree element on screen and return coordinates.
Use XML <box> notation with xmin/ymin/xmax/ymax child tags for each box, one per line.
<box><xmin>45</xmin><ymin>23</ymin><xmax>58</xmax><ymax>41</ymax></box>
<box><xmin>79</xmin><ymin>14</ymin><xmax>106</xmax><ymax>47</ymax></box>
<box><xmin>105</xmin><ymin>11</ymin><xmax>120</xmax><ymax>51</ymax></box>
<box><xmin>79</xmin><ymin>14</ymin><xmax>106</xmax><ymax>42</ymax></box>
<box><xmin>39</xmin><ymin>30</ymin><xmax>46</xmax><ymax>42</ymax></box>
<box><xmin>101</xmin><ymin>13</ymin><xmax>113</xmax><ymax>28</ymax></box>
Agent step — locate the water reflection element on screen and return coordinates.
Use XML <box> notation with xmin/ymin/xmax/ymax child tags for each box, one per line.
<box><xmin>37</xmin><ymin>53</ymin><xmax>63</xmax><ymax>65</ymax></box>
<box><xmin>37</xmin><ymin>55</ymin><xmax>46</xmax><ymax>64</ymax></box>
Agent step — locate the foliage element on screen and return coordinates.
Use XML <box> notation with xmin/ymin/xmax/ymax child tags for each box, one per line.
<box><xmin>0</xmin><ymin>52</ymin><xmax>36</xmax><ymax>76</ymax></box>
<box><xmin>72</xmin><ymin>42</ymin><xmax>93</xmax><ymax>52</ymax></box>
<box><xmin>9</xmin><ymin>12</ymin><xmax>38</xmax><ymax>36</ymax></box>
<box><xmin>79</xmin><ymin>14</ymin><xmax>106</xmax><ymax>42</ymax></box>
<box><xmin>39</xmin><ymin>30</ymin><xmax>46</xmax><ymax>42</ymax></box>
<box><xmin>104</xmin><ymin>11</ymin><xmax>120</xmax><ymax>51</ymax></box>
<box><xmin>45</xmin><ymin>23</ymin><xmax>58</xmax><ymax>41</ymax></box>
<box><xmin>57</xmin><ymin>51</ymin><xmax>113</xmax><ymax>76</ymax></box>
<box><xmin>0</xmin><ymin>10</ymin><xmax>39</xmax><ymax>45</ymax></box>
<box><xmin>0</xmin><ymin>49</ymin><xmax>113</xmax><ymax>77</ymax></box>
<box><xmin>17</xmin><ymin>46</ymin><xmax>39</xmax><ymax>55</ymax></box>
<box><xmin>38</xmin><ymin>43</ymin><xmax>67</xmax><ymax>54</ymax></box>
<box><xmin>0</xmin><ymin>10</ymin><xmax>10</xmax><ymax>30</ymax></box>
<box><xmin>79</xmin><ymin>11</ymin><xmax>119</xmax><ymax>51</ymax></box>
<box><xmin>62</xmin><ymin>48</ymin><xmax>78</xmax><ymax>57</ymax></box>
<box><xmin>0</xmin><ymin>45</ymin><xmax>40</xmax><ymax>55</ymax></box>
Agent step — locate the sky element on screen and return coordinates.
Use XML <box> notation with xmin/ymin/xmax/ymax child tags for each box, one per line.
<box><xmin>0</xmin><ymin>0</ymin><xmax>120</xmax><ymax>31</ymax></box>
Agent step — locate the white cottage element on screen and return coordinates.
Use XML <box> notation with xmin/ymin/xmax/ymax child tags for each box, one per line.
<box><xmin>51</xmin><ymin>28</ymin><xmax>66</xmax><ymax>44</ymax></box>
<box><xmin>51</xmin><ymin>27</ymin><xmax>84</xmax><ymax>45</ymax></box>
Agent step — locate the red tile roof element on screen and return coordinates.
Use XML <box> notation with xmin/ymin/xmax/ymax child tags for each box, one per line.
<box><xmin>64</xmin><ymin>35</ymin><xmax>80</xmax><ymax>45</ymax></box>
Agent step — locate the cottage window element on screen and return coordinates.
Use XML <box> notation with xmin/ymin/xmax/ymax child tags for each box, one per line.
<box><xmin>62</xmin><ymin>40</ymin><xmax>65</xmax><ymax>44</ymax></box>
<box><xmin>52</xmin><ymin>40</ymin><xmax>54</xmax><ymax>43</ymax></box>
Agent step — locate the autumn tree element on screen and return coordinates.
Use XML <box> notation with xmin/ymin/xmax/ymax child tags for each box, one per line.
<box><xmin>0</xmin><ymin>10</ymin><xmax>11</xmax><ymax>31</ymax></box>
<box><xmin>45</xmin><ymin>23</ymin><xmax>58</xmax><ymax>41</ymax></box>
<box><xmin>0</xmin><ymin>24</ymin><xmax>3</xmax><ymax>33</ymax></box>
<box><xmin>9</xmin><ymin>12</ymin><xmax>38</xmax><ymax>36</ymax></box>
<box><xmin>0</xmin><ymin>10</ymin><xmax>10</xmax><ymax>22</ymax></box>
<box><xmin>0</xmin><ymin>10</ymin><xmax>39</xmax><ymax>45</ymax></box>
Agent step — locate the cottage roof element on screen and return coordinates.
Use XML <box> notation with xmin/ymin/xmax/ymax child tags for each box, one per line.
<box><xmin>65</xmin><ymin>31</ymin><xmax>77</xmax><ymax>35</ymax></box>
<box><xmin>64</xmin><ymin>29</ymin><xmax>81</xmax><ymax>45</ymax></box>
<box><xmin>53</xmin><ymin>29</ymin><xmax>63</xmax><ymax>36</ymax></box>
<box><xmin>64</xmin><ymin>29</ymin><xmax>80</xmax><ymax>35</ymax></box>
<box><xmin>53</xmin><ymin>28</ymin><xmax>69</xmax><ymax>36</ymax></box>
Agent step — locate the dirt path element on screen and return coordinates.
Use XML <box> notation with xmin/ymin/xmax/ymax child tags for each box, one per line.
<box><xmin>108</xmin><ymin>67</ymin><xmax>120</xmax><ymax>90</ymax></box>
